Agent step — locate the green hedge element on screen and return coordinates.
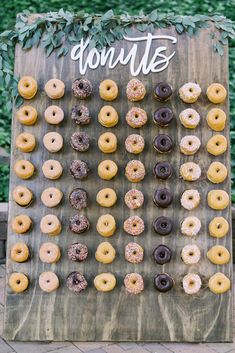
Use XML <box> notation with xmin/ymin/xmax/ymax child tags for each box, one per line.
<box><xmin>0</xmin><ymin>0</ymin><xmax>235</xmax><ymax>202</ymax></box>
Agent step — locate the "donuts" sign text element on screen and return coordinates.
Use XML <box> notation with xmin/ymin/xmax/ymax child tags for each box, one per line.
<box><xmin>71</xmin><ymin>33</ymin><xmax>177</xmax><ymax>76</ymax></box>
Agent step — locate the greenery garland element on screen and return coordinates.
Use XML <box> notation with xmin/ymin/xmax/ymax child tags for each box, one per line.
<box><xmin>0</xmin><ymin>9</ymin><xmax>235</xmax><ymax>110</ymax></box>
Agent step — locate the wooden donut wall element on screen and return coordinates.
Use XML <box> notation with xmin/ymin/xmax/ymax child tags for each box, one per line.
<box><xmin>4</xmin><ymin>27</ymin><xmax>233</xmax><ymax>342</ymax></box>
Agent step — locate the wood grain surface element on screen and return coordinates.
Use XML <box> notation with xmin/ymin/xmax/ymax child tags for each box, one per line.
<box><xmin>3</xmin><ymin>26</ymin><xmax>233</xmax><ymax>342</ymax></box>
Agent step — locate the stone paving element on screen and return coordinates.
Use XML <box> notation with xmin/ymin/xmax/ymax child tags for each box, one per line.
<box><xmin>0</xmin><ymin>264</ymin><xmax>234</xmax><ymax>353</ymax></box>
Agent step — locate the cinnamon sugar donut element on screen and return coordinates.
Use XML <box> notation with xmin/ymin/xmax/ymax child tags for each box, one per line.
<box><xmin>124</xmin><ymin>273</ymin><xmax>144</xmax><ymax>294</ymax></box>
<box><xmin>125</xmin><ymin>160</ymin><xmax>145</xmax><ymax>182</ymax></box>
<box><xmin>124</xmin><ymin>216</ymin><xmax>145</xmax><ymax>236</ymax></box>
<box><xmin>125</xmin><ymin>134</ymin><xmax>145</xmax><ymax>154</ymax></box>
<box><xmin>126</xmin><ymin>107</ymin><xmax>147</xmax><ymax>128</ymax></box>
<box><xmin>126</xmin><ymin>79</ymin><xmax>146</xmax><ymax>101</ymax></box>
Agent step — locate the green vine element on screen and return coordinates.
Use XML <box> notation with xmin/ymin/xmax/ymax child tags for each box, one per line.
<box><xmin>0</xmin><ymin>9</ymin><xmax>235</xmax><ymax>110</ymax></box>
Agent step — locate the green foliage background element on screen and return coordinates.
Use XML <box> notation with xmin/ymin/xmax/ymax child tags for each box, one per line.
<box><xmin>0</xmin><ymin>0</ymin><xmax>235</xmax><ymax>202</ymax></box>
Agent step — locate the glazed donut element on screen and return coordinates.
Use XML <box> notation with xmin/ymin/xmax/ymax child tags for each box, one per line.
<box><xmin>96</xmin><ymin>188</ymin><xmax>117</xmax><ymax>207</ymax></box>
<box><xmin>182</xmin><ymin>273</ymin><xmax>201</xmax><ymax>294</ymax></box>
<box><xmin>42</xmin><ymin>160</ymin><xmax>63</xmax><ymax>180</ymax></box>
<box><xmin>98</xmin><ymin>160</ymin><xmax>118</xmax><ymax>180</ymax></box>
<box><xmin>179</xmin><ymin>108</ymin><xmax>200</xmax><ymax>129</ymax></box>
<box><xmin>44</xmin><ymin>79</ymin><xmax>65</xmax><ymax>99</ymax></box>
<box><xmin>153</xmin><ymin>161</ymin><xmax>172</xmax><ymax>180</ymax></box>
<box><xmin>99</xmin><ymin>79</ymin><xmax>118</xmax><ymax>101</ymax></box>
<box><xmin>40</xmin><ymin>214</ymin><xmax>61</xmax><ymax>236</ymax></box>
<box><xmin>10</xmin><ymin>242</ymin><xmax>29</xmax><ymax>262</ymax></box>
<box><xmin>153</xmin><ymin>245</ymin><xmax>172</xmax><ymax>265</ymax></box>
<box><xmin>153</xmin><ymin>216</ymin><xmax>173</xmax><ymax>235</ymax></box>
<box><xmin>98</xmin><ymin>106</ymin><xmax>119</xmax><ymax>127</ymax></box>
<box><xmin>153</xmin><ymin>134</ymin><xmax>174</xmax><ymax>153</ymax></box>
<box><xmin>125</xmin><ymin>134</ymin><xmax>145</xmax><ymax>154</ymax></box>
<box><xmin>18</xmin><ymin>76</ymin><xmax>37</xmax><ymax>99</ymax></box>
<box><xmin>43</xmin><ymin>132</ymin><xmax>63</xmax><ymax>152</ymax></box>
<box><xmin>209</xmin><ymin>217</ymin><xmax>229</xmax><ymax>238</ymax></box>
<box><xmin>44</xmin><ymin>105</ymin><xmax>64</xmax><ymax>125</ymax></box>
<box><xmin>9</xmin><ymin>273</ymin><xmax>29</xmax><ymax>293</ymax></box>
<box><xmin>126</xmin><ymin>107</ymin><xmax>148</xmax><ymax>128</ymax></box>
<box><xmin>153</xmin><ymin>107</ymin><xmax>174</xmax><ymax>127</ymax></box>
<box><xmin>13</xmin><ymin>185</ymin><xmax>33</xmax><ymax>207</ymax></box>
<box><xmin>124</xmin><ymin>273</ymin><xmax>144</xmax><ymax>294</ymax></box>
<box><xmin>180</xmin><ymin>135</ymin><xmax>201</xmax><ymax>155</ymax></box>
<box><xmin>154</xmin><ymin>273</ymin><xmax>174</xmax><ymax>292</ymax></box>
<box><xmin>125</xmin><ymin>160</ymin><xmax>145</xmax><ymax>182</ymax></box>
<box><xmin>98</xmin><ymin>132</ymin><xmax>117</xmax><ymax>153</ymax></box>
<box><xmin>207</xmin><ymin>190</ymin><xmax>229</xmax><ymax>210</ymax></box>
<box><xmin>179</xmin><ymin>82</ymin><xmax>201</xmax><ymax>103</ymax></box>
<box><xmin>16</xmin><ymin>132</ymin><xmax>36</xmax><ymax>153</ymax></box>
<box><xmin>206</xmin><ymin>134</ymin><xmax>227</xmax><ymax>156</ymax></box>
<box><xmin>39</xmin><ymin>271</ymin><xmax>59</xmax><ymax>293</ymax></box>
<box><xmin>96</xmin><ymin>214</ymin><xmax>116</xmax><ymax>237</ymax></box>
<box><xmin>208</xmin><ymin>272</ymin><xmax>230</xmax><ymax>294</ymax></box>
<box><xmin>94</xmin><ymin>273</ymin><xmax>116</xmax><ymax>292</ymax></box>
<box><xmin>124</xmin><ymin>189</ymin><xmax>144</xmax><ymax>209</ymax></box>
<box><xmin>68</xmin><ymin>243</ymin><xmax>88</xmax><ymax>262</ymax></box>
<box><xmin>207</xmin><ymin>83</ymin><xmax>227</xmax><ymax>104</ymax></box>
<box><xmin>12</xmin><ymin>214</ymin><xmax>32</xmax><ymax>234</ymax></box>
<box><xmin>153</xmin><ymin>188</ymin><xmax>173</xmax><ymax>208</ymax></box>
<box><xmin>39</xmin><ymin>242</ymin><xmax>61</xmax><ymax>263</ymax></box>
<box><xmin>67</xmin><ymin>271</ymin><xmax>88</xmax><ymax>293</ymax></box>
<box><xmin>14</xmin><ymin>160</ymin><xmax>34</xmax><ymax>179</ymax></box>
<box><xmin>181</xmin><ymin>189</ymin><xmax>200</xmax><ymax>210</ymax></box>
<box><xmin>181</xmin><ymin>244</ymin><xmax>201</xmax><ymax>265</ymax></box>
<box><xmin>126</xmin><ymin>79</ymin><xmax>146</xmax><ymax>101</ymax></box>
<box><xmin>70</xmin><ymin>160</ymin><xmax>89</xmax><ymax>180</ymax></box>
<box><xmin>69</xmin><ymin>214</ymin><xmax>89</xmax><ymax>234</ymax></box>
<box><xmin>125</xmin><ymin>242</ymin><xmax>144</xmax><ymax>264</ymax></box>
<box><xmin>124</xmin><ymin>216</ymin><xmax>145</xmax><ymax>236</ymax></box>
<box><xmin>69</xmin><ymin>188</ymin><xmax>88</xmax><ymax>210</ymax></box>
<box><xmin>181</xmin><ymin>216</ymin><xmax>201</xmax><ymax>237</ymax></box>
<box><xmin>180</xmin><ymin>162</ymin><xmax>201</xmax><ymax>181</ymax></box>
<box><xmin>153</xmin><ymin>82</ymin><xmax>172</xmax><ymax>101</ymax></box>
<box><xmin>207</xmin><ymin>245</ymin><xmax>230</xmax><ymax>265</ymax></box>
<box><xmin>95</xmin><ymin>242</ymin><xmax>116</xmax><ymax>264</ymax></box>
<box><xmin>16</xmin><ymin>105</ymin><xmax>37</xmax><ymax>125</ymax></box>
<box><xmin>72</xmin><ymin>78</ymin><xmax>92</xmax><ymax>99</ymax></box>
<box><xmin>41</xmin><ymin>187</ymin><xmax>63</xmax><ymax>208</ymax></box>
<box><xmin>207</xmin><ymin>161</ymin><xmax>227</xmax><ymax>184</ymax></box>
<box><xmin>207</xmin><ymin>108</ymin><xmax>226</xmax><ymax>131</ymax></box>
<box><xmin>72</xmin><ymin>104</ymin><xmax>91</xmax><ymax>125</ymax></box>
<box><xmin>70</xmin><ymin>132</ymin><xmax>89</xmax><ymax>152</ymax></box>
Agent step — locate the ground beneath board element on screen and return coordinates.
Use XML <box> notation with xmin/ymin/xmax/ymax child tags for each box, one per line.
<box><xmin>0</xmin><ymin>265</ymin><xmax>234</xmax><ymax>353</ymax></box>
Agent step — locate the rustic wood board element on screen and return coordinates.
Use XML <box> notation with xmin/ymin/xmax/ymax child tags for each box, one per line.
<box><xmin>3</xmin><ymin>26</ymin><xmax>233</xmax><ymax>342</ymax></box>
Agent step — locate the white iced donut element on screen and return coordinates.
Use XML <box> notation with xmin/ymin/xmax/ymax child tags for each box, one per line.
<box><xmin>182</xmin><ymin>273</ymin><xmax>202</xmax><ymax>294</ymax></box>
<box><xmin>181</xmin><ymin>244</ymin><xmax>201</xmax><ymax>265</ymax></box>
<box><xmin>181</xmin><ymin>216</ymin><xmax>201</xmax><ymax>237</ymax></box>
<box><xmin>179</xmin><ymin>108</ymin><xmax>200</xmax><ymax>129</ymax></box>
<box><xmin>180</xmin><ymin>135</ymin><xmax>201</xmax><ymax>155</ymax></box>
<box><xmin>179</xmin><ymin>83</ymin><xmax>202</xmax><ymax>103</ymax></box>
<box><xmin>180</xmin><ymin>162</ymin><xmax>201</xmax><ymax>181</ymax></box>
<box><xmin>181</xmin><ymin>189</ymin><xmax>200</xmax><ymax>210</ymax></box>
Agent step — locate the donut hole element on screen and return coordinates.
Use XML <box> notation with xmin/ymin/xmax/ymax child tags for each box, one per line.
<box><xmin>105</xmin><ymin>166</ymin><xmax>110</xmax><ymax>171</ymax></box>
<box><xmin>133</xmin><ymin>168</ymin><xmax>137</xmax><ymax>172</ymax></box>
<box><xmin>189</xmin><ymin>280</ymin><xmax>195</xmax><ymax>286</ymax></box>
<box><xmin>132</xmin><ymin>196</ymin><xmax>137</xmax><ymax>200</ymax></box>
<box><xmin>21</xmin><ymin>165</ymin><xmax>26</xmax><ymax>170</ymax></box>
<box><xmin>16</xmin><ymin>280</ymin><xmax>21</xmax><ymax>284</ymax></box>
<box><xmin>161</xmin><ymin>222</ymin><xmax>167</xmax><ymax>229</ymax></box>
<box><xmin>217</xmin><ymin>196</ymin><xmax>222</xmax><ymax>201</ymax></box>
<box><xmin>103</xmin><ymin>280</ymin><xmax>107</xmax><ymax>284</ymax></box>
<box><xmin>19</xmin><ymin>192</ymin><xmax>24</xmax><ymax>198</ymax></box>
<box><xmin>50</xmin><ymin>165</ymin><xmax>54</xmax><ymax>170</ymax></box>
<box><xmin>161</xmin><ymin>139</ymin><xmax>166</xmax><ymax>146</ymax></box>
<box><xmin>134</xmin><ymin>114</ymin><xmax>139</xmax><ymax>119</ymax></box>
<box><xmin>216</xmin><ymin>142</ymin><xmax>220</xmax><ymax>146</ymax></box>
<box><xmin>217</xmin><ymin>281</ymin><xmax>222</xmax><ymax>286</ymax></box>
<box><xmin>106</xmin><ymin>86</ymin><xmax>111</xmax><ymax>91</ymax></box>
<box><xmin>18</xmin><ymin>221</ymin><xmax>23</xmax><ymax>226</ymax></box>
<box><xmin>160</xmin><ymin>167</ymin><xmax>166</xmax><ymax>173</ymax></box>
<box><xmin>48</xmin><ymin>222</ymin><xmax>52</xmax><ymax>226</ymax></box>
<box><xmin>188</xmin><ymin>196</ymin><xmax>193</xmax><ymax>201</ymax></box>
<box><xmin>52</xmin><ymin>111</ymin><xmax>56</xmax><ymax>116</ymax></box>
<box><xmin>47</xmin><ymin>250</ymin><xmax>51</xmax><ymax>254</ymax></box>
<box><xmin>215</xmin><ymin>115</ymin><xmax>219</xmax><ymax>120</ymax></box>
<box><xmin>105</xmin><ymin>194</ymin><xmax>109</xmax><ymax>199</ymax></box>
<box><xmin>77</xmin><ymin>110</ymin><xmax>82</xmax><ymax>117</ymax></box>
<box><xmin>161</xmin><ymin>112</ymin><xmax>166</xmax><ymax>118</ymax></box>
<box><xmin>160</xmin><ymin>194</ymin><xmax>166</xmax><ymax>200</ymax></box>
<box><xmin>49</xmin><ymin>194</ymin><xmax>53</xmax><ymax>199</ymax></box>
<box><xmin>216</xmin><ymin>89</ymin><xmax>220</xmax><ymax>94</ymax></box>
<box><xmin>106</xmin><ymin>112</ymin><xmax>110</xmax><ymax>117</ymax></box>
<box><xmin>53</xmin><ymin>83</ymin><xmax>57</xmax><ymax>89</ymax></box>
<box><xmin>133</xmin><ymin>251</ymin><xmax>137</xmax><ymax>255</ymax></box>
<box><xmin>189</xmin><ymin>88</ymin><xmax>193</xmax><ymax>93</ymax></box>
<box><xmin>189</xmin><ymin>223</ymin><xmax>194</xmax><ymax>227</ymax></box>
<box><xmin>132</xmin><ymin>280</ymin><xmax>136</xmax><ymax>285</ymax></box>
<box><xmin>51</xmin><ymin>138</ymin><xmax>55</xmax><ymax>143</ymax></box>
<box><xmin>104</xmin><ymin>221</ymin><xmax>109</xmax><ymax>227</ymax></box>
<box><xmin>189</xmin><ymin>168</ymin><xmax>193</xmax><ymax>173</ymax></box>
<box><xmin>24</xmin><ymin>82</ymin><xmax>30</xmax><ymax>88</ymax></box>
<box><xmin>25</xmin><ymin>110</ymin><xmax>29</xmax><ymax>116</ymax></box>
<box><xmin>161</xmin><ymin>279</ymin><xmax>167</xmax><ymax>286</ymax></box>
<box><xmin>23</xmin><ymin>138</ymin><xmax>28</xmax><ymax>143</ymax></box>
<box><xmin>218</xmin><ymin>252</ymin><xmax>222</xmax><ymax>257</ymax></box>
<box><xmin>188</xmin><ymin>141</ymin><xmax>192</xmax><ymax>146</ymax></box>
<box><xmin>160</xmin><ymin>251</ymin><xmax>165</xmax><ymax>258</ymax></box>
<box><xmin>217</xmin><ymin>224</ymin><xmax>221</xmax><ymax>229</ymax></box>
<box><xmin>133</xmin><ymin>222</ymin><xmax>137</xmax><ymax>227</ymax></box>
<box><xmin>17</xmin><ymin>250</ymin><xmax>22</xmax><ymax>254</ymax></box>
<box><xmin>105</xmin><ymin>138</ymin><xmax>110</xmax><ymax>143</ymax></box>
<box><xmin>216</xmin><ymin>168</ymin><xmax>220</xmax><ymax>173</ymax></box>
<box><xmin>188</xmin><ymin>114</ymin><xmax>192</xmax><ymax>119</ymax></box>
<box><xmin>46</xmin><ymin>279</ymin><xmax>50</xmax><ymax>283</ymax></box>
<box><xmin>133</xmin><ymin>86</ymin><xmax>137</xmax><ymax>91</ymax></box>
<box><xmin>78</xmin><ymin>83</ymin><xmax>83</xmax><ymax>89</ymax></box>
<box><xmin>133</xmin><ymin>140</ymin><xmax>137</xmax><ymax>145</ymax></box>
<box><xmin>103</xmin><ymin>250</ymin><xmax>109</xmax><ymax>255</ymax></box>
<box><xmin>189</xmin><ymin>252</ymin><xmax>194</xmax><ymax>257</ymax></box>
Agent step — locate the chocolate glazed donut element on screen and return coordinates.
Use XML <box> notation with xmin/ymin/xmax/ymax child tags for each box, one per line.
<box><xmin>154</xmin><ymin>82</ymin><xmax>173</xmax><ymax>101</ymax></box>
<box><xmin>153</xmin><ymin>134</ymin><xmax>174</xmax><ymax>153</ymax></box>
<box><xmin>154</xmin><ymin>273</ymin><xmax>174</xmax><ymax>292</ymax></box>
<box><xmin>153</xmin><ymin>161</ymin><xmax>173</xmax><ymax>180</ymax></box>
<box><xmin>153</xmin><ymin>216</ymin><xmax>173</xmax><ymax>235</ymax></box>
<box><xmin>153</xmin><ymin>188</ymin><xmax>173</xmax><ymax>208</ymax></box>
<box><xmin>153</xmin><ymin>245</ymin><xmax>172</xmax><ymax>264</ymax></box>
<box><xmin>153</xmin><ymin>107</ymin><xmax>174</xmax><ymax>127</ymax></box>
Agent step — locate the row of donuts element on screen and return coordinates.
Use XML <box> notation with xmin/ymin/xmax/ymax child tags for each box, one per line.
<box><xmin>15</xmin><ymin>102</ymin><xmax>227</xmax><ymax>132</ymax></box>
<box><xmin>8</xmin><ymin>269</ymin><xmax>231</xmax><ymax>295</ymax></box>
<box><xmin>13</xmin><ymin>158</ymin><xmax>229</xmax><ymax>186</ymax></box>
<box><xmin>18</xmin><ymin>76</ymin><xmax>227</xmax><ymax>105</ymax></box>
<box><xmin>9</xmin><ymin>237</ymin><xmax>231</xmax><ymax>267</ymax></box>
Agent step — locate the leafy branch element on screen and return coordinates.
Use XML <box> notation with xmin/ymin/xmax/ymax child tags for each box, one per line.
<box><xmin>0</xmin><ymin>9</ymin><xmax>235</xmax><ymax>111</ymax></box>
